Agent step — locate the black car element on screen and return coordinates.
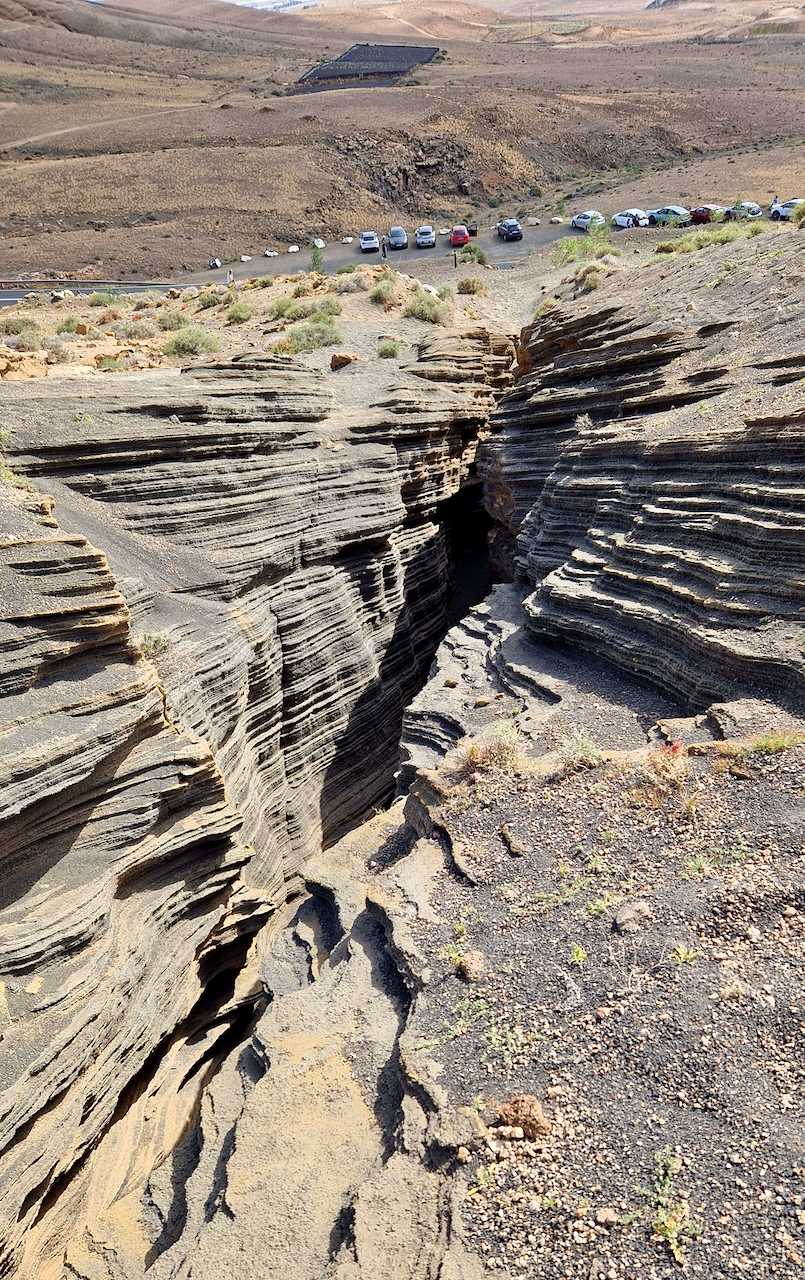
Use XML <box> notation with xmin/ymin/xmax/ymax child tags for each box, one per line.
<box><xmin>497</xmin><ymin>218</ymin><xmax>523</xmax><ymax>241</ymax></box>
<box><xmin>388</xmin><ymin>226</ymin><xmax>408</xmax><ymax>250</ymax></box>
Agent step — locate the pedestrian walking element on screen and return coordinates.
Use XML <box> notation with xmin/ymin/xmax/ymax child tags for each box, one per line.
<box><xmin>226</xmin><ymin>268</ymin><xmax>234</xmax><ymax>287</ymax></box>
<box><xmin>381</xmin><ymin>235</ymin><xmax>387</xmax><ymax>260</ymax></box>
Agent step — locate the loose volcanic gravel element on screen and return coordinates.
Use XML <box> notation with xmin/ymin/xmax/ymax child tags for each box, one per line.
<box><xmin>402</xmin><ymin>713</ymin><xmax>805</xmax><ymax>1280</ymax></box>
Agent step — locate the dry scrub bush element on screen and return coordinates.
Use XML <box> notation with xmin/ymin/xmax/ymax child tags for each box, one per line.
<box><xmin>370</xmin><ymin>278</ymin><xmax>397</xmax><ymax>309</ymax></box>
<box><xmin>552</xmin><ymin>231</ymin><xmax>613</xmax><ymax>267</ymax></box>
<box><xmin>273</xmin><ymin>318</ymin><xmax>342</xmax><ymax>354</ymax></box>
<box><xmin>56</xmin><ymin>315</ymin><xmax>79</xmax><ymax>334</ymax></box>
<box><xmin>164</xmin><ymin>325</ymin><xmax>220</xmax><ymax>357</ymax></box>
<box><xmin>157</xmin><ymin>311</ymin><xmax>189</xmax><ymax>331</ymax></box>
<box><xmin>457</xmin><ymin>277</ymin><xmax>487</xmax><ymax>296</ymax></box>
<box><xmin>404</xmin><ymin>288</ymin><xmax>451</xmax><ymax>325</ymax></box>
<box><xmin>226</xmin><ymin>301</ymin><xmax>255</xmax><ymax>324</ymax></box>
<box><xmin>655</xmin><ymin>223</ymin><xmax>764</xmax><ymax>255</ymax></box>
<box><xmin>197</xmin><ymin>290</ymin><xmax>221</xmax><ymax>310</ymax></box>
<box><xmin>378</xmin><ymin>339</ymin><xmax>400</xmax><ymax>358</ymax></box>
<box><xmin>533</xmin><ymin>296</ymin><xmax>559</xmax><ymax>320</ymax></box>
<box><xmin>460</xmin><ymin>244</ymin><xmax>488</xmax><ymax>266</ymax></box>
<box><xmin>558</xmin><ymin>728</ymin><xmax>602</xmax><ymax>774</ymax></box>
<box><xmin>0</xmin><ymin>315</ymin><xmax>37</xmax><ymax>336</ymax></box>
<box><xmin>459</xmin><ymin>724</ymin><xmax>530</xmax><ymax>775</ymax></box>
<box><xmin>114</xmin><ymin>320</ymin><xmax>156</xmax><ymax>340</ymax></box>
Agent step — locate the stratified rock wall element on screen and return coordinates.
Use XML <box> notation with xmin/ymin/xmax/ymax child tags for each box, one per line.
<box><xmin>0</xmin><ymin>331</ymin><xmax>511</xmax><ymax>1273</ymax></box>
<box><xmin>481</xmin><ymin>267</ymin><xmax>805</xmax><ymax>709</ymax></box>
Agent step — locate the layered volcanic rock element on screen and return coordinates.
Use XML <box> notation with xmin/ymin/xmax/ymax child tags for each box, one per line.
<box><xmin>480</xmin><ymin>238</ymin><xmax>805</xmax><ymax>709</ymax></box>
<box><xmin>0</xmin><ymin>330</ymin><xmax>511</xmax><ymax>1273</ymax></box>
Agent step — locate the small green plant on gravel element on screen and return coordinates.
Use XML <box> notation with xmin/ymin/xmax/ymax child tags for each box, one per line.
<box><xmin>569</xmin><ymin>943</ymin><xmax>586</xmax><ymax>968</ymax></box>
<box><xmin>437</xmin><ymin>283</ymin><xmax>455</xmax><ymax>301</ymax></box>
<box><xmin>672</xmin><ymin>945</ymin><xmax>700</xmax><ymax>965</ymax></box>
<box><xmin>139</xmin><ymin>632</ymin><xmax>168</xmax><ymax>658</ymax></box>
<box><xmin>460</xmin><ymin>723</ymin><xmax>529</xmax><ymax>775</ymax></box>
<box><xmin>524</xmin><ymin>874</ymin><xmax>590</xmax><ymax>917</ymax></box>
<box><xmin>163</xmin><ymin>325</ymin><xmax>220</xmax><ymax>357</ymax></box>
<box><xmin>442</xmin><ymin>994</ymin><xmax>488</xmax><ymax>1041</ymax></box>
<box><xmin>98</xmin><ymin>355</ymin><xmax>126</xmax><ymax>371</ymax></box>
<box><xmin>457</xmin><ymin>277</ymin><xmax>487</xmax><ymax>296</ymax></box>
<box><xmin>587</xmin><ymin>892</ymin><xmax>618</xmax><ymax>917</ymax></box>
<box><xmin>557</xmin><ymin>727</ymin><xmax>602</xmax><ymax>774</ymax></box>
<box><xmin>460</xmin><ymin>243</ymin><xmax>488</xmax><ymax>266</ymax></box>
<box><xmin>751</xmin><ymin>730</ymin><xmax>805</xmax><ymax>753</ymax></box>
<box><xmin>56</xmin><ymin>315</ymin><xmax>79</xmax><ymax>334</ymax></box>
<box><xmin>643</xmin><ymin>1147</ymin><xmax>702</xmax><ymax>1265</ymax></box>
<box><xmin>646</xmin><ymin>740</ymin><xmax>689</xmax><ymax>791</ymax></box>
<box><xmin>226</xmin><ymin>300</ymin><xmax>255</xmax><ymax>324</ymax></box>
<box><xmin>679</xmin><ymin>831</ymin><xmax>746</xmax><ymax>880</ymax></box>
<box><xmin>336</xmin><ymin>263</ymin><xmax>356</xmax><ymax>274</ymax></box>
<box><xmin>542</xmin><ymin>1193</ymin><xmax>559</xmax><ymax>1209</ymax></box>
<box><xmin>0</xmin><ymin>464</ymin><xmax>33</xmax><ymax>490</ymax></box>
<box><xmin>404</xmin><ymin>288</ymin><xmax>451</xmax><ymax>325</ymax></box>
<box><xmin>481</xmin><ymin>1013</ymin><xmax>540</xmax><ymax>1067</ymax></box>
<box><xmin>378</xmin><ymin>339</ymin><xmax>400</xmax><ymax>358</ymax></box>
<box><xmin>575</xmin><ymin>412</ymin><xmax>593</xmax><ymax>430</ymax></box>
<box><xmin>157</xmin><ymin>311</ymin><xmax>189</xmax><ymax>331</ymax></box>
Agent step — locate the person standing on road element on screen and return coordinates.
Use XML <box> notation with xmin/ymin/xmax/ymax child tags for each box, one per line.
<box><xmin>226</xmin><ymin>267</ymin><xmax>234</xmax><ymax>287</ymax></box>
<box><xmin>381</xmin><ymin>235</ymin><xmax>387</xmax><ymax>260</ymax></box>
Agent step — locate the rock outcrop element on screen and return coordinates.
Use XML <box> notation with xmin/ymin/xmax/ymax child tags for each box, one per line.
<box><xmin>0</xmin><ymin>330</ymin><xmax>512</xmax><ymax>1273</ymax></box>
<box><xmin>480</xmin><ymin>241</ymin><xmax>805</xmax><ymax>709</ymax></box>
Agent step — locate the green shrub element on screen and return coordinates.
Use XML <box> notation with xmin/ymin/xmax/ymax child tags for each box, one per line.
<box><xmin>582</xmin><ymin>270</ymin><xmax>602</xmax><ymax>291</ymax></box>
<box><xmin>437</xmin><ymin>283</ymin><xmax>455</xmax><ymax>301</ymax></box>
<box><xmin>284</xmin><ymin>299</ymin><xmax>316</xmax><ymax>321</ymax></box>
<box><xmin>116</xmin><ymin>320</ymin><xmax>156</xmax><ymax>339</ymax></box>
<box><xmin>256</xmin><ymin>275</ymin><xmax>274</xmax><ymax>288</ymax></box>
<box><xmin>15</xmin><ymin>330</ymin><xmax>42</xmax><ymax>351</ymax></box>
<box><xmin>0</xmin><ymin>315</ymin><xmax>37</xmax><ymax>336</ymax></box>
<box><xmin>88</xmin><ymin>290</ymin><xmax>128</xmax><ymax>307</ymax></box>
<box><xmin>226</xmin><ymin>300</ymin><xmax>255</xmax><ymax>324</ymax></box>
<box><xmin>370</xmin><ymin>279</ymin><xmax>397</xmax><ymax>309</ymax></box>
<box><xmin>654</xmin><ymin>223</ymin><xmax>764</xmax><ymax>256</ymax></box>
<box><xmin>98</xmin><ymin>355</ymin><xmax>126</xmax><ymax>371</ymax></box>
<box><xmin>274</xmin><ymin>318</ymin><xmax>341</xmax><ymax>353</ymax></box>
<box><xmin>404</xmin><ymin>288</ymin><xmax>451</xmax><ymax>325</ymax></box>
<box><xmin>336</xmin><ymin>263</ymin><xmax>356</xmax><ymax>274</ymax></box>
<box><xmin>460</xmin><ymin>244</ymin><xmax>488</xmax><ymax>266</ymax></box>
<box><xmin>457</xmin><ymin>277</ymin><xmax>486</xmax><ymax>296</ymax></box>
<box><xmin>316</xmin><ymin>296</ymin><xmax>342</xmax><ymax>316</ymax></box>
<box><xmin>533</xmin><ymin>296</ymin><xmax>559</xmax><ymax>319</ymax></box>
<box><xmin>56</xmin><ymin>315</ymin><xmax>79</xmax><ymax>334</ymax></box>
<box><xmin>378</xmin><ymin>339</ymin><xmax>400</xmax><ymax>358</ymax></box>
<box><xmin>43</xmin><ymin>338</ymin><xmax>69</xmax><ymax>362</ymax></box>
<box><xmin>266</xmin><ymin>295</ymin><xmax>293</xmax><ymax>319</ymax></box>
<box><xmin>552</xmin><ymin>228</ymin><xmax>611</xmax><ymax>266</ymax></box>
<box><xmin>157</xmin><ymin>311</ymin><xmax>189</xmax><ymax>331</ymax></box>
<box><xmin>163</xmin><ymin>325</ymin><xmax>220</xmax><ymax>357</ymax></box>
<box><xmin>197</xmin><ymin>289</ymin><xmax>223</xmax><ymax>309</ymax></box>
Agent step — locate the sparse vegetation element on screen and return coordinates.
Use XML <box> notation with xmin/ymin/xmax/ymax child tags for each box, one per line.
<box><xmin>552</xmin><ymin>229</ymin><xmax>613</xmax><ymax>266</ymax></box>
<box><xmin>370</xmin><ymin>277</ymin><xmax>397</xmax><ymax>309</ymax></box>
<box><xmin>197</xmin><ymin>290</ymin><xmax>221</xmax><ymax>310</ymax></box>
<box><xmin>226</xmin><ymin>300</ymin><xmax>255</xmax><ymax>324</ymax></box>
<box><xmin>88</xmin><ymin>290</ymin><xmax>129</xmax><ymax>308</ymax></box>
<box><xmin>457</xmin><ymin>277</ymin><xmax>487</xmax><ymax>296</ymax></box>
<box><xmin>750</xmin><ymin>730</ymin><xmax>805</xmax><ymax>753</ymax></box>
<box><xmin>644</xmin><ymin>1147</ymin><xmax>702</xmax><ymax>1265</ymax></box>
<box><xmin>557</xmin><ymin>728</ymin><xmax>602</xmax><ymax>774</ymax></box>
<box><xmin>163</xmin><ymin>325</ymin><xmax>220</xmax><ymax>357</ymax></box>
<box><xmin>97</xmin><ymin>355</ymin><xmax>126</xmax><ymax>371</ymax></box>
<box><xmin>655</xmin><ymin>223</ymin><xmax>766</xmax><ymax>255</ymax></box>
<box><xmin>336</xmin><ymin>263</ymin><xmax>356</xmax><ymax>274</ymax></box>
<box><xmin>437</xmin><ymin>283</ymin><xmax>455</xmax><ymax>301</ymax></box>
<box><xmin>533</xmin><ymin>296</ymin><xmax>560</xmax><ymax>320</ymax></box>
<box><xmin>272</xmin><ymin>318</ymin><xmax>342</xmax><ymax>354</ymax></box>
<box><xmin>56</xmin><ymin>315</ymin><xmax>79</xmax><ymax>334</ymax></box>
<box><xmin>403</xmin><ymin>288</ymin><xmax>451</xmax><ymax>325</ymax></box>
<box><xmin>459</xmin><ymin>724</ymin><xmax>529</xmax><ymax>775</ymax></box>
<box><xmin>157</xmin><ymin>311</ymin><xmax>189</xmax><ymax>331</ymax></box>
<box><xmin>0</xmin><ymin>315</ymin><xmax>38</xmax><ymax>336</ymax></box>
<box><xmin>460</xmin><ymin>244</ymin><xmax>488</xmax><ymax>266</ymax></box>
<box><xmin>378</xmin><ymin>339</ymin><xmax>400</xmax><ymax>358</ymax></box>
<box><xmin>114</xmin><ymin>319</ymin><xmax>156</xmax><ymax>339</ymax></box>
<box><xmin>139</xmin><ymin>632</ymin><xmax>168</xmax><ymax>658</ymax></box>
<box><xmin>569</xmin><ymin>943</ymin><xmax>587</xmax><ymax>968</ymax></box>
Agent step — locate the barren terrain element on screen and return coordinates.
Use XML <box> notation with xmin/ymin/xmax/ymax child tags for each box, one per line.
<box><xmin>1</xmin><ymin>0</ymin><xmax>804</xmax><ymax>278</ymax></box>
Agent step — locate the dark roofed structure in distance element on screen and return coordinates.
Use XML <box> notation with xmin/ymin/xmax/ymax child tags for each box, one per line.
<box><xmin>298</xmin><ymin>43</ymin><xmax>439</xmax><ymax>86</ymax></box>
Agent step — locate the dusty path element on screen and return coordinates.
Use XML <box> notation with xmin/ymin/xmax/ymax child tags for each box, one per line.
<box><xmin>0</xmin><ymin>105</ymin><xmax>205</xmax><ymax>152</ymax></box>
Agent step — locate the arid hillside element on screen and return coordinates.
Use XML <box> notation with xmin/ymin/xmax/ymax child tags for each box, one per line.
<box><xmin>1</xmin><ymin>0</ymin><xmax>804</xmax><ymax>277</ymax></box>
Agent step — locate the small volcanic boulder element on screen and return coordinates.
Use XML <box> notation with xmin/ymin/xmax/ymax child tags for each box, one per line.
<box><xmin>458</xmin><ymin>949</ymin><xmax>486</xmax><ymax>983</ymax></box>
<box><xmin>330</xmin><ymin>352</ymin><xmax>359</xmax><ymax>370</ymax></box>
<box><xmin>495</xmin><ymin>1094</ymin><xmax>550</xmax><ymax>1139</ymax></box>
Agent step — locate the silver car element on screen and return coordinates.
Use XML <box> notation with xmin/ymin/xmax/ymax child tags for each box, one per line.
<box><xmin>415</xmin><ymin>225</ymin><xmax>436</xmax><ymax>248</ymax></box>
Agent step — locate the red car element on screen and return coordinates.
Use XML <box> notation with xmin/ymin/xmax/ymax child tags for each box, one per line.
<box><xmin>690</xmin><ymin>205</ymin><xmax>726</xmax><ymax>224</ymax></box>
<box><xmin>450</xmin><ymin>224</ymin><xmax>470</xmax><ymax>247</ymax></box>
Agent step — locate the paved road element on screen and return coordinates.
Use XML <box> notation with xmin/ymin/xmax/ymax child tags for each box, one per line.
<box><xmin>0</xmin><ymin>281</ymin><xmax>172</xmax><ymax>308</ymax></box>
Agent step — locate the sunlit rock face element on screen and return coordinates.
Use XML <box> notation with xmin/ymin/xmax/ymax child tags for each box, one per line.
<box><xmin>0</xmin><ymin>331</ymin><xmax>512</xmax><ymax>1274</ymax></box>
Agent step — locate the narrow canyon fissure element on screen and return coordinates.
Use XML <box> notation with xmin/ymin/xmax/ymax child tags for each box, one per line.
<box><xmin>4</xmin><ymin>249</ymin><xmax>805</xmax><ymax>1277</ymax></box>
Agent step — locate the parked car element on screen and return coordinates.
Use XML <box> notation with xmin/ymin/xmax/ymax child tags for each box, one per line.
<box><xmin>724</xmin><ymin>201</ymin><xmax>762</xmax><ymax>221</ymax></box>
<box><xmin>388</xmin><ymin>226</ymin><xmax>408</xmax><ymax>250</ymax></box>
<box><xmin>690</xmin><ymin>205</ymin><xmax>726</xmax><ymax>224</ymax></box>
<box><xmin>769</xmin><ymin>198</ymin><xmax>804</xmax><ymax>221</ymax></box>
<box><xmin>647</xmin><ymin>205</ymin><xmax>691</xmax><ymax>227</ymax></box>
<box><xmin>611</xmin><ymin>208</ymin><xmax>650</xmax><ymax>229</ymax></box>
<box><xmin>450</xmin><ymin>225</ymin><xmax>470</xmax><ymax>247</ymax></box>
<box><xmin>497</xmin><ymin>218</ymin><xmax>523</xmax><ymax>241</ymax></box>
<box><xmin>359</xmin><ymin>230</ymin><xmax>380</xmax><ymax>253</ymax></box>
<box><xmin>570</xmin><ymin>210</ymin><xmax>606</xmax><ymax>232</ymax></box>
<box><xmin>415</xmin><ymin>225</ymin><xmax>436</xmax><ymax>248</ymax></box>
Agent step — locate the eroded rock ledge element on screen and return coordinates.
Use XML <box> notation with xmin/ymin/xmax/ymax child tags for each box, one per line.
<box><xmin>0</xmin><ymin>330</ymin><xmax>512</xmax><ymax>1276</ymax></box>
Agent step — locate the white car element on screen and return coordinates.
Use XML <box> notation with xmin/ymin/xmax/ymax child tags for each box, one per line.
<box><xmin>359</xmin><ymin>230</ymin><xmax>380</xmax><ymax>253</ymax></box>
<box><xmin>646</xmin><ymin>205</ymin><xmax>691</xmax><ymax>227</ymax></box>
<box><xmin>263</xmin><ymin>248</ymin><xmax>278</xmax><ymax>258</ymax></box>
<box><xmin>770</xmin><ymin>198</ymin><xmax>804</xmax><ymax>221</ymax></box>
<box><xmin>570</xmin><ymin>210</ymin><xmax>605</xmax><ymax>232</ymax></box>
<box><xmin>611</xmin><ymin>208</ymin><xmax>650</xmax><ymax>229</ymax></box>
<box><xmin>724</xmin><ymin>201</ymin><xmax>762</xmax><ymax>221</ymax></box>
<box><xmin>415</xmin><ymin>225</ymin><xmax>436</xmax><ymax>248</ymax></box>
